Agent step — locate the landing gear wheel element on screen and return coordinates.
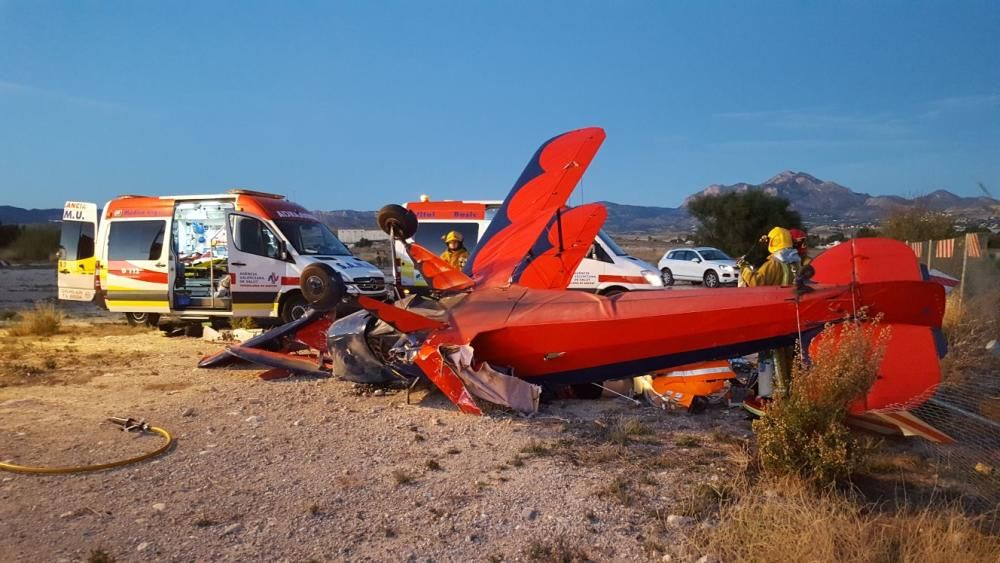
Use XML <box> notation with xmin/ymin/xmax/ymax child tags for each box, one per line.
<box><xmin>125</xmin><ymin>312</ymin><xmax>160</xmax><ymax>327</ymax></box>
<box><xmin>703</xmin><ymin>270</ymin><xmax>720</xmax><ymax>289</ymax></box>
<box><xmin>299</xmin><ymin>264</ymin><xmax>346</xmax><ymax>312</ymax></box>
<box><xmin>571</xmin><ymin>382</ymin><xmax>605</xmax><ymax>400</ymax></box>
<box><xmin>280</xmin><ymin>293</ymin><xmax>309</xmax><ymax>324</ymax></box>
<box><xmin>376</xmin><ymin>204</ymin><xmax>418</xmax><ymax>240</ymax></box>
<box><xmin>660</xmin><ymin>268</ymin><xmax>674</xmax><ymax>286</ymax></box>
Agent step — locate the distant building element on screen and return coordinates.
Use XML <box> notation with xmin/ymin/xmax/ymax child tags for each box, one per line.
<box><xmin>337</xmin><ymin>229</ymin><xmax>389</xmax><ymax>244</ymax></box>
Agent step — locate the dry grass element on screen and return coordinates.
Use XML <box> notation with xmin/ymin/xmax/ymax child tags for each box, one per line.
<box><xmin>686</xmin><ymin>477</ymin><xmax>1000</xmax><ymax>563</ymax></box>
<box><xmin>85</xmin><ymin>548</ymin><xmax>116</xmax><ymax>563</ymax></box>
<box><xmin>606</xmin><ymin>416</ymin><xmax>653</xmax><ymax>445</ymax></box>
<box><xmin>596</xmin><ymin>476</ymin><xmax>634</xmax><ymax>507</ymax></box>
<box><xmin>228</xmin><ymin>316</ymin><xmax>257</xmax><ymax>330</ymax></box>
<box><xmin>8</xmin><ymin>303</ymin><xmax>63</xmax><ymax>336</ymax></box>
<box><xmin>520</xmin><ymin>439</ymin><xmax>552</xmax><ymax>456</ymax></box>
<box><xmin>523</xmin><ymin>537</ymin><xmax>589</xmax><ymax>562</ymax></box>
<box><xmin>941</xmin><ymin>287</ymin><xmax>1000</xmax><ymax>384</ymax></box>
<box><xmin>754</xmin><ymin>320</ymin><xmax>887</xmax><ymax>484</ymax></box>
<box><xmin>391</xmin><ymin>469</ymin><xmax>414</xmax><ymax>485</ymax></box>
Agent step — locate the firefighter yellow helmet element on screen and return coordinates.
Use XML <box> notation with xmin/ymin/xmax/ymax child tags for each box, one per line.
<box><xmin>443</xmin><ymin>231</ymin><xmax>464</xmax><ymax>244</ymax></box>
<box><xmin>766</xmin><ymin>227</ymin><xmax>792</xmax><ymax>254</ymax></box>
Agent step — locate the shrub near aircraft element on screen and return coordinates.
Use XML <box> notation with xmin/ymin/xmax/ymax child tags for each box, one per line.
<box><xmin>201</xmin><ymin>128</ymin><xmax>949</xmax><ymax>441</ymax></box>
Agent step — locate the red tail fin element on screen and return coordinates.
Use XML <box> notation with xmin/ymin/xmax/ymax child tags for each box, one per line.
<box><xmin>810</xmin><ymin>238</ymin><xmax>946</xmax><ymax>415</ymax></box>
<box><xmin>512</xmin><ymin>203</ymin><xmax>607</xmax><ymax>290</ymax></box>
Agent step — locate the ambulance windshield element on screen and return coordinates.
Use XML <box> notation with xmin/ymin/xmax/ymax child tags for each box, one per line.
<box><xmin>275</xmin><ymin>220</ymin><xmax>351</xmax><ymax>256</ymax></box>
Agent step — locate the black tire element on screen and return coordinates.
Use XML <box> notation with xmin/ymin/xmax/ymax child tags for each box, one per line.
<box><xmin>299</xmin><ymin>264</ymin><xmax>345</xmax><ymax>312</ymax></box>
<box><xmin>600</xmin><ymin>287</ymin><xmax>627</xmax><ymax>297</ymax></box>
<box><xmin>660</xmin><ymin>267</ymin><xmax>674</xmax><ymax>286</ymax></box>
<box><xmin>571</xmin><ymin>382</ymin><xmax>605</xmax><ymax>400</ymax></box>
<box><xmin>125</xmin><ymin>312</ymin><xmax>160</xmax><ymax>327</ymax></box>
<box><xmin>280</xmin><ymin>292</ymin><xmax>310</xmax><ymax>324</ymax></box>
<box><xmin>376</xmin><ymin>204</ymin><xmax>418</xmax><ymax>239</ymax></box>
<box><xmin>703</xmin><ymin>270</ymin><xmax>720</xmax><ymax>289</ymax></box>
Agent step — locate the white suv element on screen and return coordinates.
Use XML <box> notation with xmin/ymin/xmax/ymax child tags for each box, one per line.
<box><xmin>657</xmin><ymin>247</ymin><xmax>738</xmax><ymax>288</ymax></box>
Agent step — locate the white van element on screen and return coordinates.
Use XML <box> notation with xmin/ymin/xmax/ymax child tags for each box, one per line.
<box><xmin>397</xmin><ymin>199</ymin><xmax>664</xmax><ymax>295</ymax></box>
<box><xmin>58</xmin><ymin>190</ymin><xmax>387</xmax><ymax>325</ymax></box>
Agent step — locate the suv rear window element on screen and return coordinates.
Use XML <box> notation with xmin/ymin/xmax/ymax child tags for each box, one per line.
<box><xmin>108</xmin><ymin>220</ymin><xmax>165</xmax><ymax>261</ymax></box>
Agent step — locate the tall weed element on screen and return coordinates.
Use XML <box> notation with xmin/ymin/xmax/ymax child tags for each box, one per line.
<box><xmin>8</xmin><ymin>303</ymin><xmax>63</xmax><ymax>336</ymax></box>
<box><xmin>754</xmin><ymin>320</ymin><xmax>887</xmax><ymax>484</ymax></box>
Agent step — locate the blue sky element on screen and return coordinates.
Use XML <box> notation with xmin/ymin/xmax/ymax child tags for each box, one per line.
<box><xmin>1</xmin><ymin>1</ymin><xmax>998</xmax><ymax>210</ymax></box>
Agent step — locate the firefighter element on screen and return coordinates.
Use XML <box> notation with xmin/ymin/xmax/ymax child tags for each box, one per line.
<box><xmin>440</xmin><ymin>230</ymin><xmax>470</xmax><ymax>269</ymax></box>
<box><xmin>738</xmin><ymin>227</ymin><xmax>802</xmax><ymax>287</ymax></box>
<box><xmin>790</xmin><ymin>228</ymin><xmax>811</xmax><ymax>267</ymax></box>
<box><xmin>738</xmin><ymin>227</ymin><xmax>802</xmax><ymax>406</ymax></box>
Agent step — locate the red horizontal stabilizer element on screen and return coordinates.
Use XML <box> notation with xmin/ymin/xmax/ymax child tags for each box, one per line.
<box><xmin>413</xmin><ymin>339</ymin><xmax>482</xmax><ymax>415</ymax></box>
<box><xmin>856</xmin><ymin>280</ymin><xmax>945</xmax><ymax>328</ymax></box>
<box><xmin>513</xmin><ymin>203</ymin><xmax>607</xmax><ymax>290</ymax></box>
<box><xmin>226</xmin><ymin>346</ymin><xmax>329</xmax><ymax>378</ymax></box>
<box><xmin>405</xmin><ymin>242</ymin><xmax>475</xmax><ymax>292</ymax></box>
<box><xmin>358</xmin><ymin>295</ymin><xmax>448</xmax><ymax>333</ymax></box>
<box><xmin>812</xmin><ymin>238</ymin><xmax>924</xmax><ymax>285</ymax></box>
<box><xmin>466</xmin><ymin>127</ymin><xmax>606</xmax><ymax>288</ymax></box>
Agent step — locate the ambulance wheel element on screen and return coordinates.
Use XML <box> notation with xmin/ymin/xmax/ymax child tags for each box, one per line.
<box><xmin>660</xmin><ymin>268</ymin><xmax>674</xmax><ymax>286</ymax></box>
<box><xmin>376</xmin><ymin>204</ymin><xmax>418</xmax><ymax>239</ymax></box>
<box><xmin>280</xmin><ymin>293</ymin><xmax>309</xmax><ymax>324</ymax></box>
<box><xmin>125</xmin><ymin>312</ymin><xmax>160</xmax><ymax>327</ymax></box>
<box><xmin>571</xmin><ymin>382</ymin><xmax>605</xmax><ymax>400</ymax></box>
<box><xmin>703</xmin><ymin>270</ymin><xmax>720</xmax><ymax>288</ymax></box>
<box><xmin>599</xmin><ymin>287</ymin><xmax>626</xmax><ymax>298</ymax></box>
<box><xmin>299</xmin><ymin>264</ymin><xmax>345</xmax><ymax>312</ymax></box>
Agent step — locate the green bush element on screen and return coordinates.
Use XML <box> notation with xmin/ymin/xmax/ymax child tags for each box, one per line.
<box><xmin>754</xmin><ymin>321</ymin><xmax>887</xmax><ymax>485</ymax></box>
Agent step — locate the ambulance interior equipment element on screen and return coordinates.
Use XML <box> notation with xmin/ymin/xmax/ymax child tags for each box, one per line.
<box><xmin>171</xmin><ymin>201</ymin><xmax>234</xmax><ymax>309</ymax></box>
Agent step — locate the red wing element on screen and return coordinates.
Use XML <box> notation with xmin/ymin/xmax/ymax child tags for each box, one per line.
<box><xmin>225</xmin><ymin>346</ymin><xmax>328</xmax><ymax>377</ymax></box>
<box><xmin>405</xmin><ymin>242</ymin><xmax>474</xmax><ymax>292</ymax></box>
<box><xmin>464</xmin><ymin>127</ymin><xmax>606</xmax><ymax>288</ymax></box>
<box><xmin>512</xmin><ymin>203</ymin><xmax>607</xmax><ymax>290</ymax></box>
<box><xmin>357</xmin><ymin>295</ymin><xmax>448</xmax><ymax>333</ymax></box>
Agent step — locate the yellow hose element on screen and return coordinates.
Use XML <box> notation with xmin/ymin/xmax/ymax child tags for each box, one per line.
<box><xmin>0</xmin><ymin>425</ymin><xmax>173</xmax><ymax>475</ymax></box>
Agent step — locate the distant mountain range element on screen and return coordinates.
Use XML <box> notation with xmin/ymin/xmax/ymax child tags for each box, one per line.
<box><xmin>0</xmin><ymin>205</ymin><xmax>62</xmax><ymax>225</ymax></box>
<box><xmin>4</xmin><ymin>172</ymin><xmax>996</xmax><ymax>234</ymax></box>
<box><xmin>683</xmin><ymin>171</ymin><xmax>998</xmax><ymax>227</ymax></box>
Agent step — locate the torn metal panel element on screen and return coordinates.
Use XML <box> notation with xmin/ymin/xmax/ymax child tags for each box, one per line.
<box><xmin>445</xmin><ymin>346</ymin><xmax>540</xmax><ymax>416</ymax></box>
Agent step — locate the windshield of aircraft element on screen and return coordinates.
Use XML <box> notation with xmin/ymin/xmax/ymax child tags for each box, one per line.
<box><xmin>699</xmin><ymin>248</ymin><xmax>732</xmax><ymax>261</ymax></box>
<box><xmin>274</xmin><ymin>220</ymin><xmax>352</xmax><ymax>256</ymax></box>
<box><xmin>598</xmin><ymin>230</ymin><xmax>629</xmax><ymax>257</ymax></box>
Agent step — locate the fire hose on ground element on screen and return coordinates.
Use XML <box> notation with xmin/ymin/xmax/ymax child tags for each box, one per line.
<box><xmin>0</xmin><ymin>417</ymin><xmax>173</xmax><ymax>475</ymax></box>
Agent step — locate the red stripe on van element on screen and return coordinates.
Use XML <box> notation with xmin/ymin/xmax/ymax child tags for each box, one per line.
<box><xmin>106</xmin><ymin>260</ymin><xmax>169</xmax><ymax>284</ymax></box>
<box><xmin>598</xmin><ymin>275</ymin><xmax>648</xmax><ymax>285</ymax></box>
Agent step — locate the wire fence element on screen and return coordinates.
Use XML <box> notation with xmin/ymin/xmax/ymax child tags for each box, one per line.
<box><xmin>903</xmin><ymin>232</ymin><xmax>999</xmax><ymax>501</ymax></box>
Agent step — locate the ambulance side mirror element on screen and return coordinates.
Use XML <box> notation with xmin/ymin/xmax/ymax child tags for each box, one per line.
<box><xmin>279</xmin><ymin>241</ymin><xmax>292</xmax><ymax>262</ymax></box>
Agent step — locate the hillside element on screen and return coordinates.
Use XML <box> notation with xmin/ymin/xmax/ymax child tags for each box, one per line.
<box><xmin>3</xmin><ymin>173</ymin><xmax>996</xmax><ymax>234</ymax></box>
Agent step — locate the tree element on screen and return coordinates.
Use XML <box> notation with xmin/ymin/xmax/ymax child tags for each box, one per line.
<box><xmin>879</xmin><ymin>208</ymin><xmax>954</xmax><ymax>242</ymax></box>
<box><xmin>854</xmin><ymin>226</ymin><xmax>880</xmax><ymax>238</ymax></box>
<box><xmin>687</xmin><ymin>191</ymin><xmax>803</xmax><ymax>257</ymax></box>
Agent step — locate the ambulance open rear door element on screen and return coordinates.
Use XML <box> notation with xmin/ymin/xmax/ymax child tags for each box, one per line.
<box><xmin>57</xmin><ymin>201</ymin><xmax>98</xmax><ymax>302</ymax></box>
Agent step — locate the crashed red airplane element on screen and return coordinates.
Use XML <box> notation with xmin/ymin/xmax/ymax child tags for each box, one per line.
<box><xmin>201</xmin><ymin>127</ymin><xmax>947</xmax><ymax>437</ymax></box>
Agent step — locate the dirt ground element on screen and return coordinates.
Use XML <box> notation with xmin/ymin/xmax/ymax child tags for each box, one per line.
<box><xmin>1</xmin><ymin>268</ymin><xmax>753</xmax><ymax>562</ymax></box>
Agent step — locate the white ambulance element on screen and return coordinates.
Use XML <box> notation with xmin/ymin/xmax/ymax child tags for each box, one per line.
<box><xmin>58</xmin><ymin>190</ymin><xmax>387</xmax><ymax>326</ymax></box>
<box><xmin>398</xmin><ymin>198</ymin><xmax>664</xmax><ymax>295</ymax></box>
